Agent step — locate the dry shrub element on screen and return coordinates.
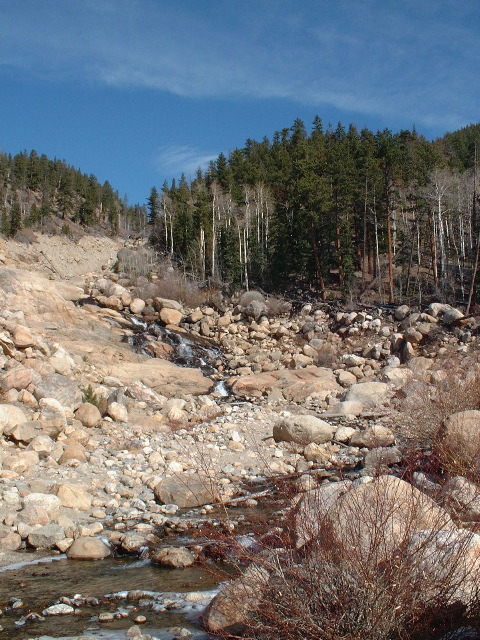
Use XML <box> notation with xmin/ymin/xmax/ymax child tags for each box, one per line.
<box><xmin>207</xmin><ymin>477</ymin><xmax>480</xmax><ymax>640</ymax></box>
<box><xmin>134</xmin><ymin>276</ymin><xmax>208</xmax><ymax>308</ymax></box>
<box><xmin>399</xmin><ymin>361</ymin><xmax>480</xmax><ymax>449</ymax></box>
<box><xmin>314</xmin><ymin>343</ymin><xmax>338</xmax><ymax>368</ymax></box>
<box><xmin>239</xmin><ymin>290</ymin><xmax>265</xmax><ymax>307</ymax></box>
<box><xmin>398</xmin><ymin>359</ymin><xmax>480</xmax><ymax>481</ymax></box>
<box><xmin>265</xmin><ymin>296</ymin><xmax>292</xmax><ymax>317</ymax></box>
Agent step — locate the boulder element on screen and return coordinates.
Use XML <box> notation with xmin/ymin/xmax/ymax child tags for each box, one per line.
<box><xmin>57</xmin><ymin>441</ymin><xmax>88</xmax><ymax>464</ymax></box>
<box><xmin>159</xmin><ymin>308</ymin><xmax>183</xmax><ymax>325</ymax></box>
<box><xmin>349</xmin><ymin>425</ymin><xmax>395</xmax><ymax>448</ymax></box>
<box><xmin>441</xmin><ymin>476</ymin><xmax>480</xmax><ymax>522</ymax></box>
<box><xmin>23</xmin><ymin>493</ymin><xmax>61</xmax><ymax>519</ymax></box>
<box><xmin>27</xmin><ymin>523</ymin><xmax>65</xmax><ymax>549</ymax></box>
<box><xmin>0</xmin><ymin>531</ymin><xmax>22</xmax><ymax>551</ymax></box>
<box><xmin>106</xmin><ymin>401</ymin><xmax>128</xmax><ymax>423</ymax></box>
<box><xmin>120</xmin><ymin>532</ymin><xmax>148</xmax><ymax>554</ymax></box>
<box><xmin>152</xmin><ymin>546</ymin><xmax>196</xmax><ymax>568</ymax></box>
<box><xmin>38</xmin><ymin>398</ymin><xmax>67</xmax><ymax>437</ymax></box>
<box><xmin>231</xmin><ymin>367</ymin><xmax>341</xmax><ymax>402</ymax></box>
<box><xmin>153</xmin><ymin>297</ymin><xmax>183</xmax><ymax>312</ymax></box>
<box><xmin>295</xmin><ymin>476</ymin><xmax>453</xmax><ymax>554</ymax></box>
<box><xmin>323</xmin><ymin>401</ymin><xmax>363</xmax><ymax>418</ymax></box>
<box><xmin>6</xmin><ymin>421</ymin><xmax>40</xmax><ymax>444</ymax></box>
<box><xmin>34</xmin><ymin>374</ymin><xmax>83</xmax><ymax>411</ymax></box>
<box><xmin>102</xmin><ymin>359</ymin><xmax>214</xmax><ymax>398</ymax></box>
<box><xmin>329</xmin><ymin>476</ymin><xmax>453</xmax><ymax>561</ymax></box>
<box><xmin>56</xmin><ymin>483</ymin><xmax>92</xmax><ymax>511</ymax></box>
<box><xmin>0</xmin><ymin>365</ymin><xmax>33</xmax><ymax>391</ymax></box>
<box><xmin>203</xmin><ymin>564</ymin><xmax>269</xmax><ymax>634</ymax></box>
<box><xmin>273</xmin><ymin>415</ymin><xmax>335</xmax><ymax>446</ymax></box>
<box><xmin>66</xmin><ymin>536</ymin><xmax>111</xmax><ymax>560</ymax></box>
<box><xmin>12</xmin><ymin>325</ymin><xmax>36</xmax><ymax>349</ymax></box>
<box><xmin>342</xmin><ymin>381</ymin><xmax>390</xmax><ymax>409</ymax></box>
<box><xmin>0</xmin><ymin>404</ymin><xmax>28</xmax><ymax>435</ymax></box>
<box><xmin>154</xmin><ymin>475</ymin><xmax>219</xmax><ymax>508</ymax></box>
<box><xmin>75</xmin><ymin>402</ymin><xmax>102</xmax><ymax>428</ymax></box>
<box><xmin>130</xmin><ymin>298</ymin><xmax>146</xmax><ymax>315</ymax></box>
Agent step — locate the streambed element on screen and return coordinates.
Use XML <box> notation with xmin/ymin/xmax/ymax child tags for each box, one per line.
<box><xmin>0</xmin><ymin>554</ymin><xmax>220</xmax><ymax>639</ymax></box>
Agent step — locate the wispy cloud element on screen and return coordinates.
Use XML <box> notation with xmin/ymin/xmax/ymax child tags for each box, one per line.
<box><xmin>0</xmin><ymin>0</ymin><xmax>477</xmax><ymax>133</ymax></box>
<box><xmin>154</xmin><ymin>145</ymin><xmax>218</xmax><ymax>178</ymax></box>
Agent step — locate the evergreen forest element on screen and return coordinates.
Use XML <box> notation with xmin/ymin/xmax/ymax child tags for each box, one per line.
<box><xmin>148</xmin><ymin>119</ymin><xmax>480</xmax><ymax>306</ymax></box>
<box><xmin>0</xmin><ymin>150</ymin><xmax>147</xmax><ymax>239</ymax></box>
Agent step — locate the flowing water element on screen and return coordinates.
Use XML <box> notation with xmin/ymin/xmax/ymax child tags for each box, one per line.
<box><xmin>127</xmin><ymin>318</ymin><xmax>226</xmax><ymax>379</ymax></box>
<box><xmin>0</xmin><ymin>554</ymin><xmax>220</xmax><ymax>639</ymax></box>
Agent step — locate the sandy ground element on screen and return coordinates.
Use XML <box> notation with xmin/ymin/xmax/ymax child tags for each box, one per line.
<box><xmin>0</xmin><ymin>233</ymin><xmax>122</xmax><ymax>279</ymax></box>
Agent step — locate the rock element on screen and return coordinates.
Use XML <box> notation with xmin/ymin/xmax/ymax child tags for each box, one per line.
<box><xmin>231</xmin><ymin>367</ymin><xmax>341</xmax><ymax>402</ymax></box>
<box><xmin>342</xmin><ymin>381</ymin><xmax>390</xmax><ymax>409</ymax></box>
<box><xmin>106</xmin><ymin>401</ymin><xmax>128</xmax><ymax>423</ymax></box>
<box><xmin>66</xmin><ymin>536</ymin><xmax>111</xmax><ymax>559</ymax></box>
<box><xmin>43</xmin><ymin>603</ymin><xmax>75</xmax><ymax>615</ymax></box>
<box><xmin>159</xmin><ymin>308</ymin><xmax>183</xmax><ymax>325</ymax></box>
<box><xmin>364</xmin><ymin>446</ymin><xmax>403</xmax><ymax>470</ymax></box>
<box><xmin>152</xmin><ymin>546</ymin><xmax>196</xmax><ymax>568</ymax></box>
<box><xmin>49</xmin><ymin>346</ymin><xmax>76</xmax><ymax>376</ymax></box>
<box><xmin>0</xmin><ymin>404</ymin><xmax>28</xmax><ymax>434</ymax></box>
<box><xmin>56</xmin><ymin>483</ymin><xmax>92</xmax><ymax>511</ymax></box>
<box><xmin>203</xmin><ymin>564</ymin><xmax>269</xmax><ymax>634</ymax></box>
<box><xmin>12</xmin><ymin>325</ymin><xmax>36</xmax><ymax>349</ymax></box>
<box><xmin>427</xmin><ymin>302</ymin><xmax>452</xmax><ymax>318</ymax></box>
<box><xmin>394</xmin><ymin>305</ymin><xmax>410</xmax><ymax>321</ymax></box>
<box><xmin>406</xmin><ymin>528</ymin><xmax>480</xmax><ymax>606</ymax></box>
<box><xmin>329</xmin><ymin>476</ymin><xmax>453</xmax><ymax>561</ymax></box>
<box><xmin>23</xmin><ymin>493</ymin><xmax>61</xmax><ymax>519</ymax></box>
<box><xmin>27</xmin><ymin>523</ymin><xmax>65</xmax><ymax>549</ymax></box>
<box><xmin>404</xmin><ymin>327</ymin><xmax>423</xmax><ymax>344</ymax></box>
<box><xmin>27</xmin><ymin>434</ymin><xmax>55</xmax><ymax>458</ymax></box>
<box><xmin>38</xmin><ymin>398</ymin><xmax>67</xmax><ymax>437</ymax></box>
<box><xmin>442</xmin><ymin>308</ymin><xmax>464</xmax><ymax>324</ymax></box>
<box><xmin>337</xmin><ymin>370</ymin><xmax>357</xmax><ymax>387</ymax></box>
<box><xmin>303</xmin><ymin>442</ymin><xmax>338</xmax><ymax>463</ymax></box>
<box><xmin>378</xmin><ymin>366</ymin><xmax>413</xmax><ymax>387</ymax></box>
<box><xmin>2</xmin><ymin>449</ymin><xmax>39</xmax><ymax>473</ymax></box>
<box><xmin>101</xmin><ymin>359</ymin><xmax>214</xmax><ymax>398</ymax></box>
<box><xmin>334</xmin><ymin>426</ymin><xmax>357</xmax><ymax>442</ymax></box>
<box><xmin>75</xmin><ymin>402</ymin><xmax>102</xmax><ymax>427</ymax></box>
<box><xmin>0</xmin><ymin>365</ymin><xmax>33</xmax><ymax>391</ymax></box>
<box><xmin>273</xmin><ymin>415</ymin><xmax>335</xmax><ymax>446</ymax></box>
<box><xmin>120</xmin><ymin>532</ymin><xmax>148</xmax><ymax>553</ymax></box>
<box><xmin>58</xmin><ymin>441</ymin><xmax>88</xmax><ymax>464</ymax></box>
<box><xmin>323</xmin><ymin>401</ymin><xmax>363</xmax><ymax>418</ymax></box>
<box><xmin>34</xmin><ymin>374</ymin><xmax>83</xmax><ymax>411</ymax></box>
<box><xmin>0</xmin><ymin>531</ymin><xmax>22</xmax><ymax>551</ymax></box>
<box><xmin>130</xmin><ymin>298</ymin><xmax>146</xmax><ymax>314</ymax></box>
<box><xmin>295</xmin><ymin>481</ymin><xmax>352</xmax><ymax>547</ymax></box>
<box><xmin>154</xmin><ymin>476</ymin><xmax>219</xmax><ymax>508</ymax></box>
<box><xmin>153</xmin><ymin>297</ymin><xmax>183</xmax><ymax>312</ymax></box>
<box><xmin>6</xmin><ymin>421</ymin><xmax>40</xmax><ymax>444</ymax></box>
<box><xmin>441</xmin><ymin>476</ymin><xmax>480</xmax><ymax>522</ymax></box>
<box><xmin>349</xmin><ymin>425</ymin><xmax>395</xmax><ymax>448</ymax></box>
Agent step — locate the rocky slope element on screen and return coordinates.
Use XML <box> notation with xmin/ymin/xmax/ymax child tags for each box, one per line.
<box><xmin>2</xmin><ymin>233</ymin><xmax>480</xmax><ymax>638</ymax></box>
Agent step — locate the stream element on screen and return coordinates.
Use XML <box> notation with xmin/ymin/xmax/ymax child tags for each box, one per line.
<box><xmin>0</xmin><ymin>553</ymin><xmax>220</xmax><ymax>639</ymax></box>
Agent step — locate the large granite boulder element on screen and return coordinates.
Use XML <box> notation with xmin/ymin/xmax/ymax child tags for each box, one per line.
<box><xmin>273</xmin><ymin>415</ymin><xmax>335</xmax><ymax>446</ymax></box>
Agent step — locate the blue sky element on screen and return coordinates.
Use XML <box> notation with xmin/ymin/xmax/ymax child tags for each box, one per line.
<box><xmin>0</xmin><ymin>0</ymin><xmax>478</xmax><ymax>205</ymax></box>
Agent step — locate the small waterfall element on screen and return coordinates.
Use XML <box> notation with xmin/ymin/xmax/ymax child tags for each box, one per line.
<box><xmin>126</xmin><ymin>321</ymin><xmax>225</xmax><ymax>378</ymax></box>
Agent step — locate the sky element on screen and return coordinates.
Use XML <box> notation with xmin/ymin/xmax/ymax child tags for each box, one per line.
<box><xmin>0</xmin><ymin>0</ymin><xmax>478</xmax><ymax>206</ymax></box>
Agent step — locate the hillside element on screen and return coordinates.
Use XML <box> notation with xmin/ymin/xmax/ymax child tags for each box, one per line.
<box><xmin>0</xmin><ymin>150</ymin><xmax>147</xmax><ymax>238</ymax></box>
